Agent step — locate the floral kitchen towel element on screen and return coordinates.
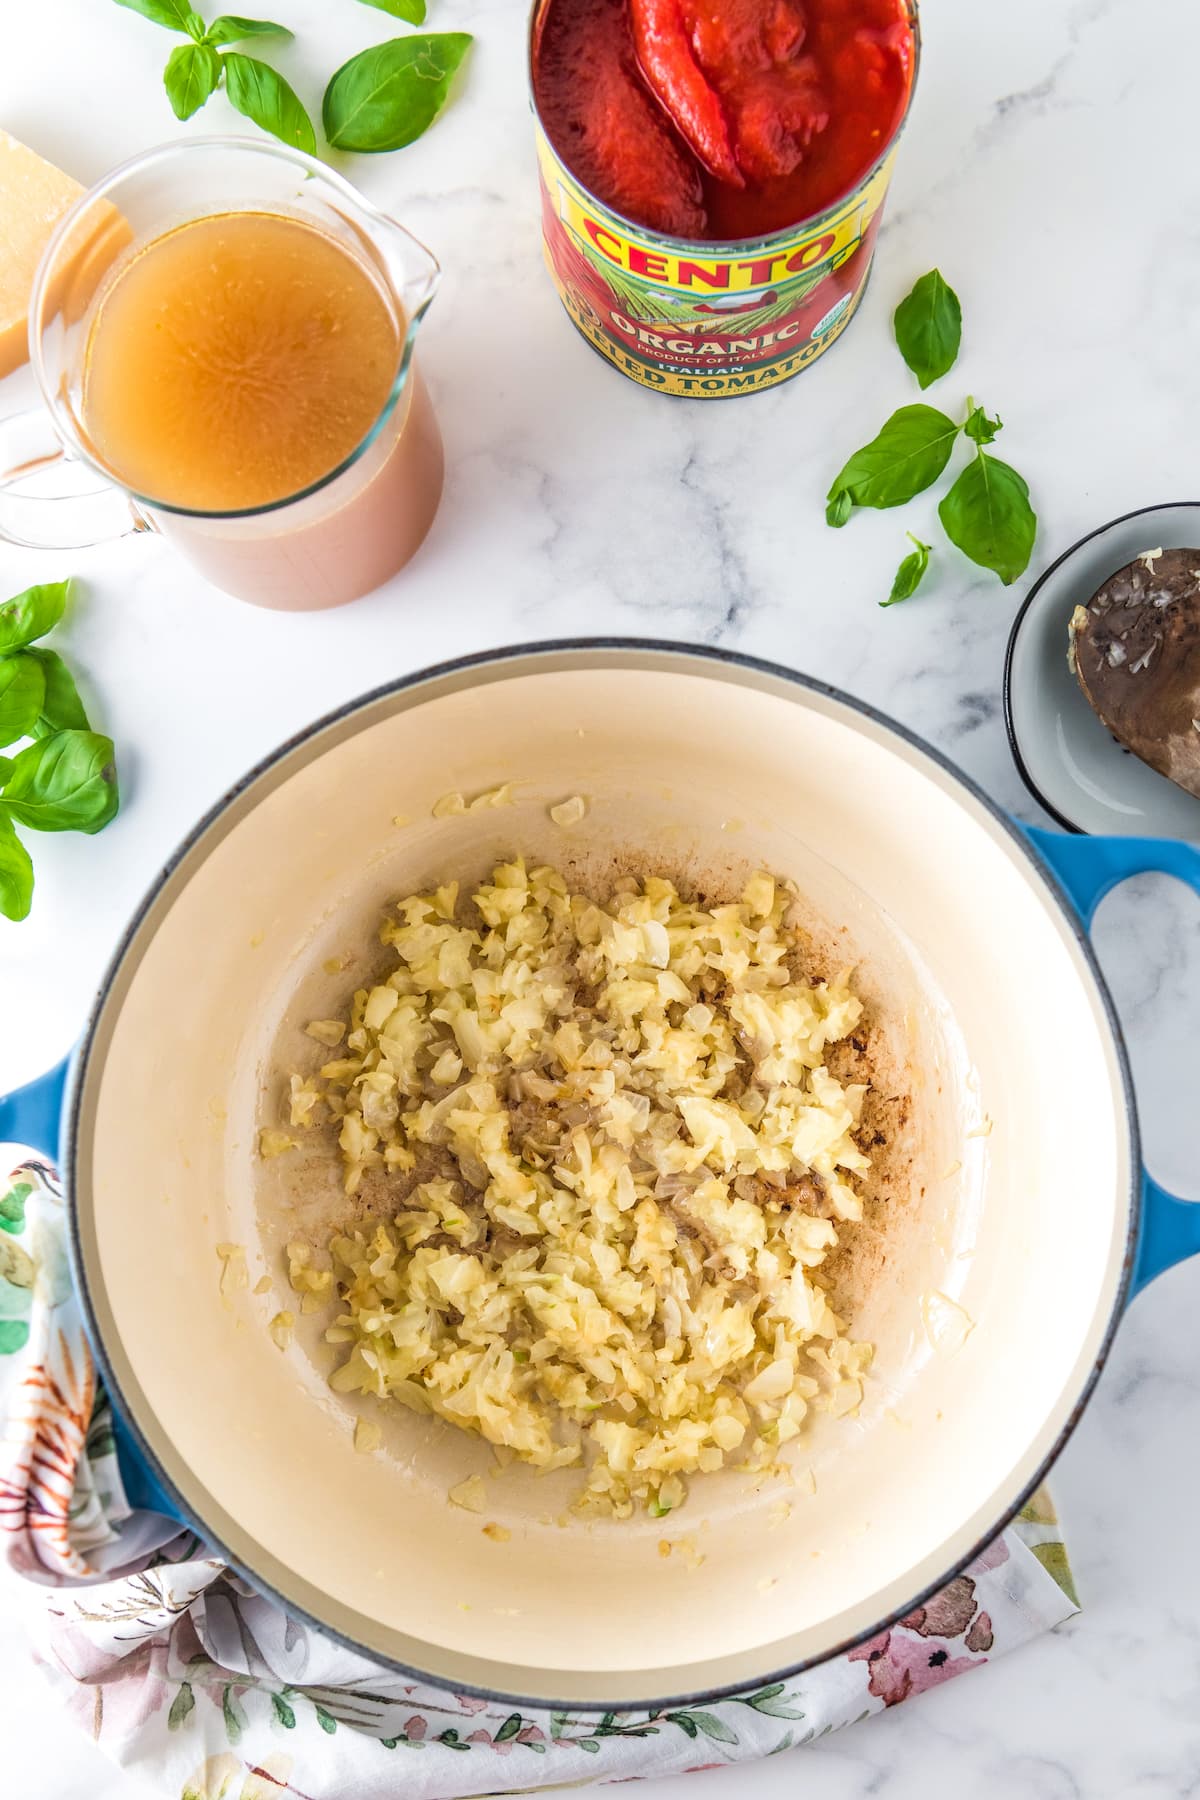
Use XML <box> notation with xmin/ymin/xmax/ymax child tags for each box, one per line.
<box><xmin>0</xmin><ymin>1159</ymin><xmax>1079</xmax><ymax>1800</ymax></box>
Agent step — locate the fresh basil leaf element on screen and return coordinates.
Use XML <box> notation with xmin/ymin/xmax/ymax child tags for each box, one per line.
<box><xmin>938</xmin><ymin>451</ymin><xmax>1037</xmax><ymax>585</ymax></box>
<box><xmin>204</xmin><ymin>13</ymin><xmax>293</xmax><ymax>44</ymax></box>
<box><xmin>881</xmin><ymin>534</ymin><xmax>932</xmax><ymax>608</ymax></box>
<box><xmin>825</xmin><ymin>489</ymin><xmax>852</xmax><ymax>529</ymax></box>
<box><xmin>0</xmin><ymin>655</ymin><xmax>46</xmax><ymax>747</ymax></box>
<box><xmin>2</xmin><ymin>731</ymin><xmax>119</xmax><ymax>835</ymax></box>
<box><xmin>0</xmin><ymin>582</ymin><xmax>69</xmax><ymax>653</ymax></box>
<box><xmin>111</xmin><ymin>0</ymin><xmax>205</xmax><ymax>32</ymax></box>
<box><xmin>353</xmin><ymin>0</ymin><xmax>428</xmax><ymax>22</ymax></box>
<box><xmin>223</xmin><ymin>51</ymin><xmax>316</xmax><ymax>152</ymax></box>
<box><xmin>826</xmin><ymin>405</ymin><xmax>960</xmax><ymax>519</ymax></box>
<box><xmin>323</xmin><ymin>33</ymin><xmax>473</xmax><ymax>153</ymax></box>
<box><xmin>26</xmin><ymin>650</ymin><xmax>90</xmax><ymax>736</ymax></box>
<box><xmin>0</xmin><ymin>816</ymin><xmax>33</xmax><ymax>923</ymax></box>
<box><xmin>164</xmin><ymin>41</ymin><xmax>222</xmax><ymax>118</ymax></box>
<box><xmin>964</xmin><ymin>403</ymin><xmax>1002</xmax><ymax>447</ymax></box>
<box><xmin>893</xmin><ymin>269</ymin><xmax>962</xmax><ymax>390</ymax></box>
<box><xmin>0</xmin><ymin>758</ymin><xmax>12</xmax><ymax>783</ymax></box>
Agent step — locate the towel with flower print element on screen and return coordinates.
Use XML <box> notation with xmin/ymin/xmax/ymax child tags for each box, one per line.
<box><xmin>0</xmin><ymin>1158</ymin><xmax>1079</xmax><ymax>1800</ymax></box>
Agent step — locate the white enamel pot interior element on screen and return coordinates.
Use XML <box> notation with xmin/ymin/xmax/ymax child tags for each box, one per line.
<box><xmin>66</xmin><ymin>642</ymin><xmax>1135</xmax><ymax>1707</ymax></box>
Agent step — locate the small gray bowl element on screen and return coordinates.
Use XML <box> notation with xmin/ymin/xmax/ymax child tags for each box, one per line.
<box><xmin>1004</xmin><ymin>502</ymin><xmax>1200</xmax><ymax>842</ymax></box>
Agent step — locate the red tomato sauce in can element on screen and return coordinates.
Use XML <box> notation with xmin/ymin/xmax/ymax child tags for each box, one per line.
<box><xmin>530</xmin><ymin>0</ymin><xmax>918</xmax><ymax>397</ymax></box>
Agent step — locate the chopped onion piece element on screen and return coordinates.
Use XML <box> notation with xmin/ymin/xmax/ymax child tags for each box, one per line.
<box><xmin>268</xmin><ymin>1309</ymin><xmax>295</xmax><ymax>1350</ymax></box>
<box><xmin>216</xmin><ymin>1242</ymin><xmax>248</xmax><ymax>1300</ymax></box>
<box><xmin>449</xmin><ymin>1474</ymin><xmax>487</xmax><ymax>1513</ymax></box>
<box><xmin>549</xmin><ymin>795</ymin><xmax>587</xmax><ymax>827</ymax></box>
<box><xmin>920</xmin><ymin>1289</ymin><xmax>975</xmax><ymax>1356</ymax></box>
<box><xmin>258</xmin><ymin>1128</ymin><xmax>296</xmax><ymax>1159</ymax></box>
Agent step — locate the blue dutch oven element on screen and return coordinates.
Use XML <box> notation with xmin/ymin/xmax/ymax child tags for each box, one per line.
<box><xmin>0</xmin><ymin>642</ymin><xmax>1196</xmax><ymax>1708</ymax></box>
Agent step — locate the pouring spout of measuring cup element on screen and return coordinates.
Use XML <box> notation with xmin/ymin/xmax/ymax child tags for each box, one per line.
<box><xmin>1021</xmin><ymin>825</ymin><xmax>1200</xmax><ymax>1300</ymax></box>
<box><xmin>358</xmin><ymin>201</ymin><xmax>442</xmax><ymax>382</ymax></box>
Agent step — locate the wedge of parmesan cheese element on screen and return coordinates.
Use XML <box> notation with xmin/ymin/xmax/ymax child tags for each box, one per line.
<box><xmin>0</xmin><ymin>131</ymin><xmax>83</xmax><ymax>378</ymax></box>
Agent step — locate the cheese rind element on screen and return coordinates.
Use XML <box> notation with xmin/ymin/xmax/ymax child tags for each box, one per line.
<box><xmin>0</xmin><ymin>130</ymin><xmax>84</xmax><ymax>378</ymax></box>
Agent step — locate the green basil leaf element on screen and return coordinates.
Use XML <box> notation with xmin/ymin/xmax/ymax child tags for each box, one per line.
<box><xmin>353</xmin><ymin>0</ymin><xmax>428</xmax><ymax>21</ymax></box>
<box><xmin>323</xmin><ymin>33</ymin><xmax>473</xmax><ymax>153</ymax></box>
<box><xmin>0</xmin><ymin>582</ymin><xmax>69</xmax><ymax>652</ymax></box>
<box><xmin>827</xmin><ymin>405</ymin><xmax>960</xmax><ymax>519</ymax></box>
<box><xmin>938</xmin><ymin>451</ymin><xmax>1037</xmax><ymax>585</ymax></box>
<box><xmin>204</xmin><ymin>13</ymin><xmax>293</xmax><ymax>44</ymax></box>
<box><xmin>222</xmin><ymin>52</ymin><xmax>316</xmax><ymax>152</ymax></box>
<box><xmin>0</xmin><ymin>815</ymin><xmax>33</xmax><ymax>923</ymax></box>
<box><xmin>0</xmin><ymin>654</ymin><xmax>46</xmax><ymax>747</ymax></box>
<box><xmin>111</xmin><ymin>0</ymin><xmax>205</xmax><ymax>32</ymax></box>
<box><xmin>0</xmin><ymin>757</ymin><xmax>13</xmax><ymax>783</ymax></box>
<box><xmin>964</xmin><ymin>403</ymin><xmax>1002</xmax><ymax>447</ymax></box>
<box><xmin>893</xmin><ymin>269</ymin><xmax>962</xmax><ymax>390</ymax></box>
<box><xmin>164</xmin><ymin>41</ymin><xmax>222</xmax><ymax>118</ymax></box>
<box><xmin>2</xmin><ymin>731</ymin><xmax>119</xmax><ymax>835</ymax></box>
<box><xmin>26</xmin><ymin>649</ymin><xmax>90</xmax><ymax>735</ymax></box>
<box><xmin>881</xmin><ymin>534</ymin><xmax>932</xmax><ymax>608</ymax></box>
<box><xmin>825</xmin><ymin>489</ymin><xmax>852</xmax><ymax>529</ymax></box>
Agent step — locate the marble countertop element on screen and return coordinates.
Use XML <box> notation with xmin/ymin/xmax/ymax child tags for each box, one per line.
<box><xmin>2</xmin><ymin>0</ymin><xmax>1199</xmax><ymax>1792</ymax></box>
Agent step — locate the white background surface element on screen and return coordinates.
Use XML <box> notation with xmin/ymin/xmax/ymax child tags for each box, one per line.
<box><xmin>2</xmin><ymin>0</ymin><xmax>1200</xmax><ymax>1793</ymax></box>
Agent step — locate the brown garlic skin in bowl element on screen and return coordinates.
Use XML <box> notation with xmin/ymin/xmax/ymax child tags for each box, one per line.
<box><xmin>1068</xmin><ymin>547</ymin><xmax>1200</xmax><ymax>799</ymax></box>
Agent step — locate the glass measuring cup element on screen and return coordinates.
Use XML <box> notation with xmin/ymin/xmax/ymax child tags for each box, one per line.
<box><xmin>0</xmin><ymin>138</ymin><xmax>443</xmax><ymax>610</ymax></box>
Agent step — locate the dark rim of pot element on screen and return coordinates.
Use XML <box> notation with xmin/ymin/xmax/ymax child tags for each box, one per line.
<box><xmin>524</xmin><ymin>0</ymin><xmax>922</xmax><ymax>254</ymax></box>
<box><xmin>64</xmin><ymin>636</ymin><xmax>1140</xmax><ymax>1714</ymax></box>
<box><xmin>1003</xmin><ymin>500</ymin><xmax>1200</xmax><ymax>836</ymax></box>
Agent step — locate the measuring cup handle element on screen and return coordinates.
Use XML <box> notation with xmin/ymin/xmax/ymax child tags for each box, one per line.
<box><xmin>1023</xmin><ymin>825</ymin><xmax>1200</xmax><ymax>1297</ymax></box>
<box><xmin>0</xmin><ymin>406</ymin><xmax>145</xmax><ymax>550</ymax></box>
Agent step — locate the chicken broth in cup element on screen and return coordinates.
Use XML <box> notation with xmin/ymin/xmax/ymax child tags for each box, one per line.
<box><xmin>82</xmin><ymin>211</ymin><xmax>403</xmax><ymax>514</ymax></box>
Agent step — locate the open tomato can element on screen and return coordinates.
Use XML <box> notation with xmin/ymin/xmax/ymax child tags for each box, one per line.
<box><xmin>529</xmin><ymin>0</ymin><xmax>920</xmax><ymax>398</ymax></box>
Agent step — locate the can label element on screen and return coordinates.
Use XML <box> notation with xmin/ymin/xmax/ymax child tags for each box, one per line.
<box><xmin>535</xmin><ymin>128</ymin><xmax>898</xmax><ymax>398</ymax></box>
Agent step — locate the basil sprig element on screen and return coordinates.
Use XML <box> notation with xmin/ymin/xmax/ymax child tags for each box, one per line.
<box><xmin>882</xmin><ymin>535</ymin><xmax>932</xmax><ymax>608</ymax></box>
<box><xmin>353</xmin><ymin>0</ymin><xmax>428</xmax><ymax>22</ymax></box>
<box><xmin>0</xmin><ymin>818</ymin><xmax>33</xmax><ymax>924</ymax></box>
<box><xmin>205</xmin><ymin>13</ymin><xmax>294</xmax><ymax>41</ymax></box>
<box><xmin>893</xmin><ymin>269</ymin><xmax>962</xmax><ymax>390</ymax></box>
<box><xmin>0</xmin><ymin>582</ymin><xmax>120</xmax><ymax>923</ymax></box>
<box><xmin>323</xmin><ymin>33</ymin><xmax>473</xmax><ymax>151</ymax></box>
<box><xmin>0</xmin><ymin>581</ymin><xmax>69</xmax><ymax>650</ymax></box>
<box><xmin>224</xmin><ymin>49</ymin><xmax>316</xmax><ymax>150</ymax></box>
<box><xmin>940</xmin><ymin>452</ymin><xmax>1037</xmax><ymax>586</ymax></box>
<box><xmin>826</xmin><ymin>405</ymin><xmax>960</xmax><ymax>524</ymax></box>
<box><xmin>113</xmin><ymin>0</ymin><xmax>471</xmax><ymax>156</ymax></box>
<box><xmin>112</xmin><ymin>0</ymin><xmax>312</xmax><ymax>147</ymax></box>
<box><xmin>826</xmin><ymin>273</ymin><xmax>1038</xmax><ymax>591</ymax></box>
<box><xmin>163</xmin><ymin>41</ymin><xmax>222</xmax><ymax>118</ymax></box>
<box><xmin>27</xmin><ymin>650</ymin><xmax>90</xmax><ymax>735</ymax></box>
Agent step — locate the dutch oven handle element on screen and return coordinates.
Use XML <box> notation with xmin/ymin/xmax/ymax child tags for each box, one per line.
<box><xmin>0</xmin><ymin>1055</ymin><xmax>185</xmax><ymax>1523</ymax></box>
<box><xmin>1024</xmin><ymin>825</ymin><xmax>1200</xmax><ymax>1299</ymax></box>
